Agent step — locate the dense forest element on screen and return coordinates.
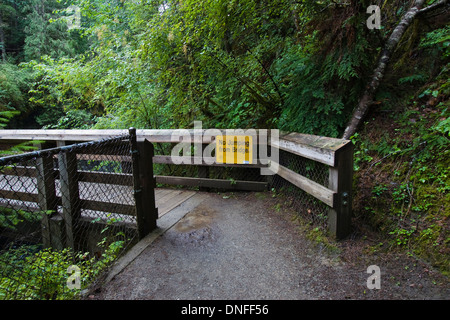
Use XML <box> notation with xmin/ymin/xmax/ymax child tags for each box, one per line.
<box><xmin>0</xmin><ymin>0</ymin><xmax>449</xmax><ymax>274</ymax></box>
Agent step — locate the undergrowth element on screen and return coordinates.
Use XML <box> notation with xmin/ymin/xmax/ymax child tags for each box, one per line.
<box><xmin>352</xmin><ymin>72</ymin><xmax>449</xmax><ymax>276</ymax></box>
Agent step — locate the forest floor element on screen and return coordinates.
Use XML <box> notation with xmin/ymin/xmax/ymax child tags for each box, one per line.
<box><xmin>90</xmin><ymin>191</ymin><xmax>449</xmax><ymax>300</ymax></box>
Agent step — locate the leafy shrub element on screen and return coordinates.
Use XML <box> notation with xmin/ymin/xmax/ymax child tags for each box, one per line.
<box><xmin>0</xmin><ymin>239</ymin><xmax>124</xmax><ymax>300</ymax></box>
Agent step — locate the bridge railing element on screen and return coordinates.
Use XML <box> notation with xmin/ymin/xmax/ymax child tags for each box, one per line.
<box><xmin>0</xmin><ymin>129</ymin><xmax>353</xmax><ymax>239</ymax></box>
<box><xmin>0</xmin><ymin>130</ymin><xmax>160</xmax><ymax>299</ymax></box>
<box><xmin>271</xmin><ymin>133</ymin><xmax>353</xmax><ymax>240</ymax></box>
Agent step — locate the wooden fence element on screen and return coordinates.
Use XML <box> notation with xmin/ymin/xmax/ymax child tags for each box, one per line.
<box><xmin>0</xmin><ymin>131</ymin><xmax>157</xmax><ymax>249</ymax></box>
<box><xmin>0</xmin><ymin>129</ymin><xmax>353</xmax><ymax>239</ymax></box>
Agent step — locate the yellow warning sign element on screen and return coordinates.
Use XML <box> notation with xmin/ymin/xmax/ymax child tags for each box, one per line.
<box><xmin>216</xmin><ymin>135</ymin><xmax>253</xmax><ymax>164</ymax></box>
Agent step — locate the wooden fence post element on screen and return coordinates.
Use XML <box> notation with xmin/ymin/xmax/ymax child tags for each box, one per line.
<box><xmin>35</xmin><ymin>150</ymin><xmax>58</xmax><ymax>248</ymax></box>
<box><xmin>328</xmin><ymin>142</ymin><xmax>354</xmax><ymax>239</ymax></box>
<box><xmin>129</xmin><ymin>128</ymin><xmax>158</xmax><ymax>239</ymax></box>
<box><xmin>57</xmin><ymin>141</ymin><xmax>81</xmax><ymax>249</ymax></box>
<box><xmin>198</xmin><ymin>144</ymin><xmax>210</xmax><ymax>192</ymax></box>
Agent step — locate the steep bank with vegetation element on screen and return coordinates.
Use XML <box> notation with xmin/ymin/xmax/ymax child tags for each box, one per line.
<box><xmin>0</xmin><ymin>0</ymin><xmax>449</xmax><ymax>276</ymax></box>
<box><xmin>351</xmin><ymin>26</ymin><xmax>449</xmax><ymax>274</ymax></box>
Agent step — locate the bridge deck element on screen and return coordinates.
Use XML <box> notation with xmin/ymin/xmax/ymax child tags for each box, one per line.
<box><xmin>155</xmin><ymin>188</ymin><xmax>196</xmax><ymax>218</ymax></box>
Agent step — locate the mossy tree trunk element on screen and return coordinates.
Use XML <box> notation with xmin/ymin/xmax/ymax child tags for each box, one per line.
<box><xmin>342</xmin><ymin>0</ymin><xmax>448</xmax><ymax>140</ymax></box>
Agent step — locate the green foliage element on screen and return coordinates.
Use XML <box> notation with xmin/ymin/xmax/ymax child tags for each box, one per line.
<box><xmin>1</xmin><ymin>0</ymin><xmax>439</xmax><ymax>135</ymax></box>
<box><xmin>274</xmin><ymin>3</ymin><xmax>376</xmax><ymax>137</ymax></box>
<box><xmin>420</xmin><ymin>25</ymin><xmax>450</xmax><ymax>58</ymax></box>
<box><xmin>0</xmin><ymin>0</ymin><xmax>28</xmax><ymax>63</ymax></box>
<box><xmin>0</xmin><ymin>110</ymin><xmax>20</xmax><ymax>128</ymax></box>
<box><xmin>0</xmin><ymin>207</ymin><xmax>47</xmax><ymax>230</ymax></box>
<box><xmin>44</xmin><ymin>109</ymin><xmax>98</xmax><ymax>129</ymax></box>
<box><xmin>353</xmin><ymin>72</ymin><xmax>449</xmax><ymax>273</ymax></box>
<box><xmin>398</xmin><ymin>74</ymin><xmax>427</xmax><ymax>85</ymax></box>
<box><xmin>0</xmin><ymin>63</ymin><xmax>32</xmax><ymax>116</ymax></box>
<box><xmin>0</xmin><ymin>232</ymin><xmax>126</xmax><ymax>300</ymax></box>
<box><xmin>22</xmin><ymin>0</ymin><xmax>80</xmax><ymax>61</ymax></box>
<box><xmin>351</xmin><ymin>133</ymin><xmax>373</xmax><ymax>171</ymax></box>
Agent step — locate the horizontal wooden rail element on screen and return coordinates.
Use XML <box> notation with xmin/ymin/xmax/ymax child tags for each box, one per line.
<box><xmin>274</xmin><ymin>164</ymin><xmax>335</xmax><ymax>207</ymax></box>
<box><xmin>0</xmin><ymin>129</ymin><xmax>268</xmax><ymax>144</ymax></box>
<box><xmin>272</xmin><ymin>132</ymin><xmax>350</xmax><ymax>167</ymax></box>
<box><xmin>153</xmin><ymin>155</ymin><xmax>268</xmax><ymax>168</ymax></box>
<box><xmin>0</xmin><ymin>193</ymin><xmax>135</xmax><ymax>216</ymax></box>
<box><xmin>2</xmin><ymin>166</ymin><xmax>133</xmax><ymax>186</ymax></box>
<box><xmin>155</xmin><ymin>175</ymin><xmax>267</xmax><ymax>191</ymax></box>
<box><xmin>0</xmin><ymin>189</ymin><xmax>39</xmax><ymax>203</ymax></box>
<box><xmin>1</xmin><ymin>166</ymin><xmax>38</xmax><ymax>177</ymax></box>
<box><xmin>78</xmin><ymin>171</ymin><xmax>133</xmax><ymax>186</ymax></box>
<box><xmin>2</xmin><ymin>166</ymin><xmax>265</xmax><ymax>192</ymax></box>
<box><xmin>80</xmin><ymin>199</ymin><xmax>135</xmax><ymax>216</ymax></box>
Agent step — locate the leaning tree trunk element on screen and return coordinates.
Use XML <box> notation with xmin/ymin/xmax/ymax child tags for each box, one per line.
<box><xmin>342</xmin><ymin>0</ymin><xmax>429</xmax><ymax>140</ymax></box>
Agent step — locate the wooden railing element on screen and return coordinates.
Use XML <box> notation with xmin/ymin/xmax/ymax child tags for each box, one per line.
<box><xmin>0</xmin><ymin>129</ymin><xmax>353</xmax><ymax>239</ymax></box>
<box><xmin>271</xmin><ymin>132</ymin><xmax>353</xmax><ymax>239</ymax></box>
<box><xmin>0</xmin><ymin>132</ymin><xmax>158</xmax><ymax>247</ymax></box>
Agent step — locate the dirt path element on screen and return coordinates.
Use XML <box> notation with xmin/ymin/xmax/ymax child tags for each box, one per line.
<box><xmin>92</xmin><ymin>191</ymin><xmax>449</xmax><ymax>300</ymax></box>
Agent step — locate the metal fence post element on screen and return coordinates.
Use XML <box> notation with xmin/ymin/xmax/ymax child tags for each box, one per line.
<box><xmin>129</xmin><ymin>128</ymin><xmax>158</xmax><ymax>239</ymax></box>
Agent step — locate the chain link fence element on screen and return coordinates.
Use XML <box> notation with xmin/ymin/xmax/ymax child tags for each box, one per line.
<box><xmin>152</xmin><ymin>139</ymin><xmax>331</xmax><ymax>230</ymax></box>
<box><xmin>269</xmin><ymin>148</ymin><xmax>330</xmax><ymax>230</ymax></box>
<box><xmin>0</xmin><ymin>134</ymin><xmax>138</xmax><ymax>299</ymax></box>
<box><xmin>153</xmin><ymin>139</ymin><xmax>331</xmax><ymax>229</ymax></box>
<box><xmin>152</xmin><ymin>141</ymin><xmax>267</xmax><ymax>191</ymax></box>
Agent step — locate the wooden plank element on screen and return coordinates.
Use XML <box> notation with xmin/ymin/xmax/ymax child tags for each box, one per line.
<box><xmin>80</xmin><ymin>199</ymin><xmax>135</xmax><ymax>216</ymax></box>
<box><xmin>272</xmin><ymin>132</ymin><xmax>351</xmax><ymax>167</ymax></box>
<box><xmin>155</xmin><ymin>188</ymin><xmax>166</xmax><ymax>197</ymax></box>
<box><xmin>2</xmin><ymin>167</ymin><xmax>133</xmax><ymax>186</ymax></box>
<box><xmin>1</xmin><ymin>166</ymin><xmax>38</xmax><ymax>177</ymax></box>
<box><xmin>155</xmin><ymin>189</ymin><xmax>183</xmax><ymax>204</ymax></box>
<box><xmin>281</xmin><ymin>132</ymin><xmax>350</xmax><ymax>151</ymax></box>
<box><xmin>0</xmin><ymin>129</ymin><xmax>129</xmax><ymax>142</ymax></box>
<box><xmin>155</xmin><ymin>175</ymin><xmax>268</xmax><ymax>191</ymax></box>
<box><xmin>156</xmin><ymin>189</ymin><xmax>196</xmax><ymax>217</ymax></box>
<box><xmin>272</xmin><ymin>138</ymin><xmax>333</xmax><ymax>167</ymax></box>
<box><xmin>153</xmin><ymin>155</ymin><xmax>268</xmax><ymax>168</ymax></box>
<box><xmin>1</xmin><ymin>130</ymin><xmax>350</xmax><ymax>154</ymax></box>
<box><xmin>0</xmin><ymin>190</ymin><xmax>39</xmax><ymax>202</ymax></box>
<box><xmin>0</xmin><ymin>129</ymin><xmax>269</xmax><ymax>144</ymax></box>
<box><xmin>78</xmin><ymin>171</ymin><xmax>133</xmax><ymax>186</ymax></box>
<box><xmin>275</xmin><ymin>164</ymin><xmax>335</xmax><ymax>207</ymax></box>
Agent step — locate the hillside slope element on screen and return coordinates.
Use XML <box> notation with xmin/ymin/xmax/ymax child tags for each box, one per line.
<box><xmin>351</xmin><ymin>62</ymin><xmax>449</xmax><ymax>275</ymax></box>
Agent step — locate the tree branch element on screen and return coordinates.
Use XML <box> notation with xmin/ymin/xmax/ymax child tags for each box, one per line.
<box><xmin>342</xmin><ymin>0</ymin><xmax>428</xmax><ymax>140</ymax></box>
<box><xmin>418</xmin><ymin>0</ymin><xmax>448</xmax><ymax>16</ymax></box>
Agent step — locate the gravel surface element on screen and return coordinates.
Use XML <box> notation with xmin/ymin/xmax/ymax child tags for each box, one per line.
<box><xmin>92</xmin><ymin>191</ymin><xmax>450</xmax><ymax>300</ymax></box>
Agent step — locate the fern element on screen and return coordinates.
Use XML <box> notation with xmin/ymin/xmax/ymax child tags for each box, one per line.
<box><xmin>0</xmin><ymin>110</ymin><xmax>20</xmax><ymax>129</ymax></box>
<box><xmin>398</xmin><ymin>74</ymin><xmax>426</xmax><ymax>84</ymax></box>
<box><xmin>420</xmin><ymin>26</ymin><xmax>450</xmax><ymax>58</ymax></box>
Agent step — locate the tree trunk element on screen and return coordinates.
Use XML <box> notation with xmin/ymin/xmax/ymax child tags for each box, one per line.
<box><xmin>342</xmin><ymin>0</ymin><xmax>428</xmax><ymax>140</ymax></box>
